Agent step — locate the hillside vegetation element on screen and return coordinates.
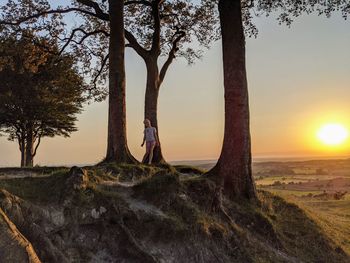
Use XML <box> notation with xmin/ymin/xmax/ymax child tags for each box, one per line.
<box><xmin>0</xmin><ymin>165</ymin><xmax>349</xmax><ymax>263</ymax></box>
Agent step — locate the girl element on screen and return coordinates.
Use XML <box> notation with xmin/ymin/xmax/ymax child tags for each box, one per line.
<box><xmin>141</xmin><ymin>119</ymin><xmax>159</xmax><ymax>164</ymax></box>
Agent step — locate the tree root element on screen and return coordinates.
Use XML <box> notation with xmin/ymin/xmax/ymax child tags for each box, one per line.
<box><xmin>211</xmin><ymin>186</ymin><xmax>242</xmax><ymax>234</ymax></box>
<box><xmin>112</xmin><ymin>204</ymin><xmax>159</xmax><ymax>263</ymax></box>
<box><xmin>0</xmin><ymin>208</ymin><xmax>41</xmax><ymax>263</ymax></box>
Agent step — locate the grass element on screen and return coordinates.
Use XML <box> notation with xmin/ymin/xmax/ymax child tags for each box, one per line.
<box><xmin>130</xmin><ymin>169</ymin><xmax>349</xmax><ymax>261</ymax></box>
<box><xmin>0</xmin><ymin>164</ymin><xmax>349</xmax><ymax>262</ymax></box>
<box><xmin>173</xmin><ymin>165</ymin><xmax>205</xmax><ymax>175</ymax></box>
<box><xmin>266</xmin><ymin>188</ymin><xmax>350</xmax><ymax>256</ymax></box>
<box><xmin>258</xmin><ymin>191</ymin><xmax>348</xmax><ymax>262</ymax></box>
<box><xmin>0</xmin><ymin>169</ymin><xmax>69</xmax><ymax>204</ymax></box>
<box><xmin>92</xmin><ymin>162</ymin><xmax>177</xmax><ymax>182</ymax></box>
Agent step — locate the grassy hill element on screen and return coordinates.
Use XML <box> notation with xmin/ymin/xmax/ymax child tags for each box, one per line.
<box><xmin>0</xmin><ymin>165</ymin><xmax>349</xmax><ymax>262</ymax></box>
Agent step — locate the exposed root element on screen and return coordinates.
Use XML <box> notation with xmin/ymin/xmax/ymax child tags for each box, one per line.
<box><xmin>0</xmin><ymin>208</ymin><xmax>41</xmax><ymax>263</ymax></box>
<box><xmin>112</xmin><ymin>204</ymin><xmax>159</xmax><ymax>263</ymax></box>
<box><xmin>211</xmin><ymin>186</ymin><xmax>236</xmax><ymax>227</ymax></box>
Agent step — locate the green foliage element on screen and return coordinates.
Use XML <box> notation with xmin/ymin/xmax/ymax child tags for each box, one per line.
<box><xmin>0</xmin><ymin>32</ymin><xmax>86</xmax><ymax>163</ymax></box>
<box><xmin>124</xmin><ymin>0</ymin><xmax>220</xmax><ymax>63</ymax></box>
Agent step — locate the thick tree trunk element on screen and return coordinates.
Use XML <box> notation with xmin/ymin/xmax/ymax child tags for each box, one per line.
<box><xmin>144</xmin><ymin>58</ymin><xmax>166</xmax><ymax>164</ymax></box>
<box><xmin>210</xmin><ymin>0</ymin><xmax>256</xmax><ymax>200</ymax></box>
<box><xmin>25</xmin><ymin>127</ymin><xmax>34</xmax><ymax>167</ymax></box>
<box><xmin>105</xmin><ymin>0</ymin><xmax>137</xmax><ymax>164</ymax></box>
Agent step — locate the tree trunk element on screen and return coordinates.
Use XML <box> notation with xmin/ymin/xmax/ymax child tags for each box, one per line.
<box><xmin>105</xmin><ymin>0</ymin><xmax>137</xmax><ymax>164</ymax></box>
<box><xmin>19</xmin><ymin>137</ymin><xmax>26</xmax><ymax>168</ymax></box>
<box><xmin>210</xmin><ymin>0</ymin><xmax>256</xmax><ymax>200</ymax></box>
<box><xmin>25</xmin><ymin>127</ymin><xmax>34</xmax><ymax>167</ymax></box>
<box><xmin>144</xmin><ymin>58</ymin><xmax>166</xmax><ymax>164</ymax></box>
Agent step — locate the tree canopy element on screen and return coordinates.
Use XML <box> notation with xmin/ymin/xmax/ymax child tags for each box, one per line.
<box><xmin>0</xmin><ymin>32</ymin><xmax>86</xmax><ymax>166</ymax></box>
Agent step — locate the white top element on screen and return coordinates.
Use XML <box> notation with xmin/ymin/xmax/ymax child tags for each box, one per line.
<box><xmin>144</xmin><ymin>127</ymin><xmax>157</xmax><ymax>142</ymax></box>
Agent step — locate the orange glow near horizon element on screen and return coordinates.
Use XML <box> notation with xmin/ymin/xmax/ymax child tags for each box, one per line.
<box><xmin>301</xmin><ymin>112</ymin><xmax>350</xmax><ymax>157</ymax></box>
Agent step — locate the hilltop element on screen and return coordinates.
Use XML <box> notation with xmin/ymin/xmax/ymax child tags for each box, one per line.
<box><xmin>0</xmin><ymin>165</ymin><xmax>349</xmax><ymax>262</ymax></box>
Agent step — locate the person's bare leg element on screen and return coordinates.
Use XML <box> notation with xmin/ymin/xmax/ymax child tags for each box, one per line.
<box><xmin>148</xmin><ymin>143</ymin><xmax>156</xmax><ymax>164</ymax></box>
<box><xmin>142</xmin><ymin>142</ymin><xmax>150</xmax><ymax>164</ymax></box>
<box><xmin>142</xmin><ymin>152</ymin><xmax>149</xmax><ymax>164</ymax></box>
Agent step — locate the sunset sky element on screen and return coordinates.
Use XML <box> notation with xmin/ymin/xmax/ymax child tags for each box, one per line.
<box><xmin>0</xmin><ymin>10</ymin><xmax>349</xmax><ymax>166</ymax></box>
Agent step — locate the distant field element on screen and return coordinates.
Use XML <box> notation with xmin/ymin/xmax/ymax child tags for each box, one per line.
<box><xmin>249</xmin><ymin>158</ymin><xmax>350</xmax><ymax>256</ymax></box>
<box><xmin>266</xmin><ymin>189</ymin><xmax>350</xmax><ymax>255</ymax></box>
<box><xmin>176</xmin><ymin>158</ymin><xmax>350</xmax><ymax>255</ymax></box>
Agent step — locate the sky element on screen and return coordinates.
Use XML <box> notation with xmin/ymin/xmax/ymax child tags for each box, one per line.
<box><xmin>0</xmin><ymin>9</ymin><xmax>350</xmax><ymax>166</ymax></box>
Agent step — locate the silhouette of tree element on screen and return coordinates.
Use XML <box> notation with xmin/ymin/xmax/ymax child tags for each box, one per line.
<box><xmin>210</xmin><ymin>0</ymin><xmax>349</xmax><ymax>200</ymax></box>
<box><xmin>0</xmin><ymin>33</ymin><xmax>85</xmax><ymax>167</ymax></box>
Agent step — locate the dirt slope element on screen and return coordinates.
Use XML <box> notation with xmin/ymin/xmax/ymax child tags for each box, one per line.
<box><xmin>0</xmin><ymin>165</ymin><xmax>348</xmax><ymax>263</ymax></box>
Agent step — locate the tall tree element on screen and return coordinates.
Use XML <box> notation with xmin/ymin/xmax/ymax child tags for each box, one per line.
<box><xmin>210</xmin><ymin>0</ymin><xmax>256</xmax><ymax>200</ymax></box>
<box><xmin>123</xmin><ymin>0</ymin><xmax>218</xmax><ymax>163</ymax></box>
<box><xmin>41</xmin><ymin>0</ymin><xmax>218</xmax><ymax>164</ymax></box>
<box><xmin>0</xmin><ymin>0</ymin><xmax>137</xmax><ymax>164</ymax></box>
<box><xmin>0</xmin><ymin>33</ymin><xmax>85</xmax><ymax>167</ymax></box>
<box><xmin>105</xmin><ymin>0</ymin><xmax>137</xmax><ymax>163</ymax></box>
<box><xmin>210</xmin><ymin>0</ymin><xmax>350</xmax><ymax>200</ymax></box>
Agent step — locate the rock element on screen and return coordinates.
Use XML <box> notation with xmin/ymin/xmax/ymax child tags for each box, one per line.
<box><xmin>91</xmin><ymin>206</ymin><xmax>108</xmax><ymax>219</ymax></box>
<box><xmin>65</xmin><ymin>166</ymin><xmax>88</xmax><ymax>192</ymax></box>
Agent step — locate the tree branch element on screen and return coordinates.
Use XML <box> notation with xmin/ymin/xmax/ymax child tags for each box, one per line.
<box><xmin>32</xmin><ymin>135</ymin><xmax>41</xmax><ymax>157</ymax></box>
<box><xmin>125</xmin><ymin>0</ymin><xmax>152</xmax><ymax>7</ymax></box>
<box><xmin>16</xmin><ymin>134</ymin><xmax>22</xmax><ymax>151</ymax></box>
<box><xmin>159</xmin><ymin>31</ymin><xmax>185</xmax><ymax>84</ymax></box>
<box><xmin>59</xmin><ymin>28</ymin><xmax>109</xmax><ymax>55</ymax></box>
<box><xmin>76</xmin><ymin>0</ymin><xmax>109</xmax><ymax>20</ymax></box>
<box><xmin>93</xmin><ymin>53</ymin><xmax>109</xmax><ymax>88</ymax></box>
<box><xmin>150</xmin><ymin>0</ymin><xmax>162</xmax><ymax>55</ymax></box>
<box><xmin>0</xmin><ymin>8</ymin><xmax>108</xmax><ymax>26</ymax></box>
<box><xmin>125</xmin><ymin>30</ymin><xmax>148</xmax><ymax>59</ymax></box>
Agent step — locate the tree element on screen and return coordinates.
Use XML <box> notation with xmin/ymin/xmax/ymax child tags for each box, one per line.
<box><xmin>209</xmin><ymin>0</ymin><xmax>256</xmax><ymax>201</ymax></box>
<box><xmin>105</xmin><ymin>0</ymin><xmax>137</xmax><ymax>163</ymax></box>
<box><xmin>0</xmin><ymin>0</ymin><xmax>137</xmax><ymax>164</ymax></box>
<box><xmin>210</xmin><ymin>0</ymin><xmax>350</xmax><ymax>200</ymax></box>
<box><xmin>0</xmin><ymin>0</ymin><xmax>218</xmax><ymax>165</ymax></box>
<box><xmin>0</xmin><ymin>33</ymin><xmax>85</xmax><ymax>167</ymax></box>
<box><xmin>123</xmin><ymin>0</ymin><xmax>218</xmax><ymax>164</ymax></box>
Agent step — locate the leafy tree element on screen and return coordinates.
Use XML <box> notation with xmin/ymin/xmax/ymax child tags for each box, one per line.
<box><xmin>0</xmin><ymin>0</ymin><xmax>219</xmax><ymax>165</ymax></box>
<box><xmin>211</xmin><ymin>0</ymin><xmax>350</xmax><ymax>200</ymax></box>
<box><xmin>122</xmin><ymin>0</ymin><xmax>219</xmax><ymax>163</ymax></box>
<box><xmin>0</xmin><ymin>33</ymin><xmax>86</xmax><ymax>167</ymax></box>
<box><xmin>0</xmin><ymin>0</ymin><xmax>137</xmax><ymax>164</ymax></box>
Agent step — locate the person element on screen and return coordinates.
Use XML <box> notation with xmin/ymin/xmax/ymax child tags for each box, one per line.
<box><xmin>141</xmin><ymin>119</ymin><xmax>159</xmax><ymax>164</ymax></box>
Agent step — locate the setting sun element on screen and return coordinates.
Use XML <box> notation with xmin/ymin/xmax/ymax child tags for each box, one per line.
<box><xmin>317</xmin><ymin>123</ymin><xmax>349</xmax><ymax>146</ymax></box>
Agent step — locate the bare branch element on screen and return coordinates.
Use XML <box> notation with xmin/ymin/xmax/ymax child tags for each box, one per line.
<box><xmin>0</xmin><ymin>8</ymin><xmax>108</xmax><ymax>26</ymax></box>
<box><xmin>159</xmin><ymin>31</ymin><xmax>185</xmax><ymax>84</ymax></box>
<box><xmin>59</xmin><ymin>28</ymin><xmax>109</xmax><ymax>55</ymax></box>
<box><xmin>125</xmin><ymin>0</ymin><xmax>152</xmax><ymax>7</ymax></box>
<box><xmin>32</xmin><ymin>135</ymin><xmax>41</xmax><ymax>157</ymax></box>
<box><xmin>76</xmin><ymin>0</ymin><xmax>109</xmax><ymax>20</ymax></box>
<box><xmin>93</xmin><ymin>53</ymin><xmax>109</xmax><ymax>88</ymax></box>
<box><xmin>125</xmin><ymin>30</ymin><xmax>148</xmax><ymax>58</ymax></box>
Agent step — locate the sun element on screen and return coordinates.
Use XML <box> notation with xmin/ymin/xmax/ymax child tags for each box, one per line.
<box><xmin>317</xmin><ymin>123</ymin><xmax>348</xmax><ymax>146</ymax></box>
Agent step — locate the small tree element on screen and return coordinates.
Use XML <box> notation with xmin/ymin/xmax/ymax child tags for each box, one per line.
<box><xmin>0</xmin><ymin>33</ymin><xmax>86</xmax><ymax>167</ymax></box>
